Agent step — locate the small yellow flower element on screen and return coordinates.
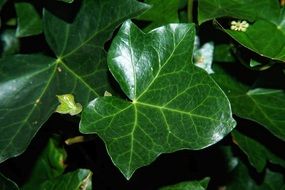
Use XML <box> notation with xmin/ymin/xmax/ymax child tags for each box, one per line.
<box><xmin>230</xmin><ymin>20</ymin><xmax>249</xmax><ymax>32</ymax></box>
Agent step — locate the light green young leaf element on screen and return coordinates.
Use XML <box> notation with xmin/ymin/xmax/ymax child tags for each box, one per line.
<box><xmin>194</xmin><ymin>41</ymin><xmax>214</xmax><ymax>74</ymax></box>
<box><xmin>159</xmin><ymin>177</ymin><xmax>210</xmax><ymax>190</ymax></box>
<box><xmin>56</xmin><ymin>94</ymin><xmax>82</xmax><ymax>116</ymax></box>
<box><xmin>0</xmin><ymin>173</ymin><xmax>19</xmax><ymax>190</ymax></box>
<box><xmin>80</xmin><ymin>20</ymin><xmax>236</xmax><ymax>179</ymax></box>
<box><xmin>15</xmin><ymin>3</ymin><xmax>42</xmax><ymax>37</ymax></box>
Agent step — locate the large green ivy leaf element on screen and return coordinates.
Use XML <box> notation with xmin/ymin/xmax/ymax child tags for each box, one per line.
<box><xmin>80</xmin><ymin>20</ymin><xmax>236</xmax><ymax>179</ymax></box>
<box><xmin>0</xmin><ymin>173</ymin><xmax>19</xmax><ymax>190</ymax></box>
<box><xmin>159</xmin><ymin>177</ymin><xmax>210</xmax><ymax>190</ymax></box>
<box><xmin>198</xmin><ymin>0</ymin><xmax>280</xmax><ymax>25</ymax></box>
<box><xmin>212</xmin><ymin>65</ymin><xmax>285</xmax><ymax>141</ymax></box>
<box><xmin>22</xmin><ymin>137</ymin><xmax>67</xmax><ymax>190</ymax></box>
<box><xmin>0</xmin><ymin>0</ymin><xmax>149</xmax><ymax>163</ymax></box>
<box><xmin>39</xmin><ymin>169</ymin><xmax>92</xmax><ymax>190</ymax></box>
<box><xmin>232</xmin><ymin>130</ymin><xmax>285</xmax><ymax>172</ymax></box>
<box><xmin>15</xmin><ymin>3</ymin><xmax>42</xmax><ymax>37</ymax></box>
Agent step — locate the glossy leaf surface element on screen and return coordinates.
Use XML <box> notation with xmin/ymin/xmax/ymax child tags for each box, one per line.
<box><xmin>0</xmin><ymin>0</ymin><xmax>148</xmax><ymax>163</ymax></box>
<box><xmin>159</xmin><ymin>177</ymin><xmax>210</xmax><ymax>190</ymax></box>
<box><xmin>80</xmin><ymin>20</ymin><xmax>236</xmax><ymax>179</ymax></box>
<box><xmin>15</xmin><ymin>3</ymin><xmax>42</xmax><ymax>37</ymax></box>
<box><xmin>232</xmin><ymin>130</ymin><xmax>285</xmax><ymax>172</ymax></box>
<box><xmin>0</xmin><ymin>173</ymin><xmax>19</xmax><ymax>190</ymax></box>
<box><xmin>212</xmin><ymin>65</ymin><xmax>285</xmax><ymax>141</ymax></box>
<box><xmin>0</xmin><ymin>30</ymin><xmax>19</xmax><ymax>56</ymax></box>
<box><xmin>0</xmin><ymin>55</ymin><xmax>58</xmax><ymax>162</ymax></box>
<box><xmin>39</xmin><ymin>169</ymin><xmax>92</xmax><ymax>190</ymax></box>
<box><xmin>198</xmin><ymin>0</ymin><xmax>279</xmax><ymax>25</ymax></box>
<box><xmin>198</xmin><ymin>0</ymin><xmax>285</xmax><ymax>61</ymax></box>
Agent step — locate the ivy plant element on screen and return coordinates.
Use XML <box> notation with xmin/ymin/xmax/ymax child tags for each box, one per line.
<box><xmin>0</xmin><ymin>0</ymin><xmax>285</xmax><ymax>189</ymax></box>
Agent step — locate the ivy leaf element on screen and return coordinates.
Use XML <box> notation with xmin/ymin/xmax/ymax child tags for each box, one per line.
<box><xmin>15</xmin><ymin>3</ymin><xmax>42</xmax><ymax>37</ymax></box>
<box><xmin>198</xmin><ymin>0</ymin><xmax>285</xmax><ymax>61</ymax></box>
<box><xmin>0</xmin><ymin>173</ymin><xmax>19</xmax><ymax>190</ymax></box>
<box><xmin>137</xmin><ymin>0</ymin><xmax>180</xmax><ymax>30</ymax></box>
<box><xmin>55</xmin><ymin>94</ymin><xmax>82</xmax><ymax>116</ymax></box>
<box><xmin>0</xmin><ymin>0</ymin><xmax>149</xmax><ymax>163</ymax></box>
<box><xmin>212</xmin><ymin>65</ymin><xmax>285</xmax><ymax>141</ymax></box>
<box><xmin>39</xmin><ymin>169</ymin><xmax>92</xmax><ymax>190</ymax></box>
<box><xmin>232</xmin><ymin>130</ymin><xmax>285</xmax><ymax>172</ymax></box>
<box><xmin>227</xmin><ymin>161</ymin><xmax>285</xmax><ymax>190</ymax></box>
<box><xmin>22</xmin><ymin>137</ymin><xmax>67</xmax><ymax>190</ymax></box>
<box><xmin>220</xmin><ymin>20</ymin><xmax>285</xmax><ymax>62</ymax></box>
<box><xmin>159</xmin><ymin>177</ymin><xmax>210</xmax><ymax>190</ymax></box>
<box><xmin>80</xmin><ymin>20</ymin><xmax>236</xmax><ymax>179</ymax></box>
<box><xmin>0</xmin><ymin>55</ymin><xmax>58</xmax><ymax>163</ymax></box>
<box><xmin>198</xmin><ymin>0</ymin><xmax>280</xmax><ymax>25</ymax></box>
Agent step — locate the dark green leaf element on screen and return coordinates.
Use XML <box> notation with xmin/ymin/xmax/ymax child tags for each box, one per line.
<box><xmin>15</xmin><ymin>3</ymin><xmax>42</xmax><ymax>37</ymax></box>
<box><xmin>0</xmin><ymin>0</ymin><xmax>148</xmax><ymax>163</ymax></box>
<box><xmin>213</xmin><ymin>44</ymin><xmax>235</xmax><ymax>63</ymax></box>
<box><xmin>22</xmin><ymin>137</ymin><xmax>67</xmax><ymax>190</ymax></box>
<box><xmin>0</xmin><ymin>30</ymin><xmax>19</xmax><ymax>57</ymax></box>
<box><xmin>222</xmin><ymin>20</ymin><xmax>285</xmax><ymax>61</ymax></box>
<box><xmin>159</xmin><ymin>177</ymin><xmax>210</xmax><ymax>190</ymax></box>
<box><xmin>0</xmin><ymin>173</ymin><xmax>19</xmax><ymax>190</ymax></box>
<box><xmin>80</xmin><ymin>20</ymin><xmax>236</xmax><ymax>179</ymax></box>
<box><xmin>39</xmin><ymin>169</ymin><xmax>92</xmax><ymax>190</ymax></box>
<box><xmin>0</xmin><ymin>55</ymin><xmax>58</xmax><ymax>163</ymax></box>
<box><xmin>57</xmin><ymin>0</ymin><xmax>74</xmax><ymax>3</ymax></box>
<box><xmin>0</xmin><ymin>0</ymin><xmax>6</xmax><ymax>9</ymax></box>
<box><xmin>227</xmin><ymin>161</ymin><xmax>285</xmax><ymax>190</ymax></box>
<box><xmin>212</xmin><ymin>65</ymin><xmax>285</xmax><ymax>141</ymax></box>
<box><xmin>232</xmin><ymin>130</ymin><xmax>285</xmax><ymax>172</ymax></box>
<box><xmin>137</xmin><ymin>0</ymin><xmax>179</xmax><ymax>30</ymax></box>
<box><xmin>198</xmin><ymin>0</ymin><xmax>280</xmax><ymax>25</ymax></box>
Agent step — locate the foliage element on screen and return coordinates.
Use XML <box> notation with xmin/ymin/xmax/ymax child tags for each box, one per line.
<box><xmin>0</xmin><ymin>0</ymin><xmax>285</xmax><ymax>189</ymax></box>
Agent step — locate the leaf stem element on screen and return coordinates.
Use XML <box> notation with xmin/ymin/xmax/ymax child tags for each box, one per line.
<box><xmin>187</xmin><ymin>0</ymin><xmax>194</xmax><ymax>22</ymax></box>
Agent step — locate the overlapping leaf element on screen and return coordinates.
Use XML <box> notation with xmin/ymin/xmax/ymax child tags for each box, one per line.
<box><xmin>198</xmin><ymin>0</ymin><xmax>280</xmax><ymax>25</ymax></box>
<box><xmin>232</xmin><ymin>130</ymin><xmax>285</xmax><ymax>172</ymax></box>
<box><xmin>212</xmin><ymin>65</ymin><xmax>285</xmax><ymax>141</ymax></box>
<box><xmin>159</xmin><ymin>177</ymin><xmax>210</xmax><ymax>190</ymax></box>
<box><xmin>22</xmin><ymin>137</ymin><xmax>67</xmax><ymax>190</ymax></box>
<box><xmin>0</xmin><ymin>0</ymin><xmax>149</xmax><ymax>163</ymax></box>
<box><xmin>137</xmin><ymin>0</ymin><xmax>180</xmax><ymax>30</ymax></box>
<box><xmin>227</xmin><ymin>161</ymin><xmax>285</xmax><ymax>190</ymax></box>
<box><xmin>80</xmin><ymin>20</ymin><xmax>236</xmax><ymax>179</ymax></box>
<box><xmin>39</xmin><ymin>169</ymin><xmax>92</xmax><ymax>190</ymax></box>
<box><xmin>198</xmin><ymin>0</ymin><xmax>285</xmax><ymax>61</ymax></box>
<box><xmin>0</xmin><ymin>173</ymin><xmax>19</xmax><ymax>190</ymax></box>
<box><xmin>15</xmin><ymin>3</ymin><xmax>42</xmax><ymax>37</ymax></box>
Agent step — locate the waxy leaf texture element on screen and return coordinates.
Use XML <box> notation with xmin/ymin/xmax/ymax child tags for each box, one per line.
<box><xmin>0</xmin><ymin>0</ymin><xmax>149</xmax><ymax>163</ymax></box>
<box><xmin>80</xmin><ymin>20</ymin><xmax>236</xmax><ymax>179</ymax></box>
